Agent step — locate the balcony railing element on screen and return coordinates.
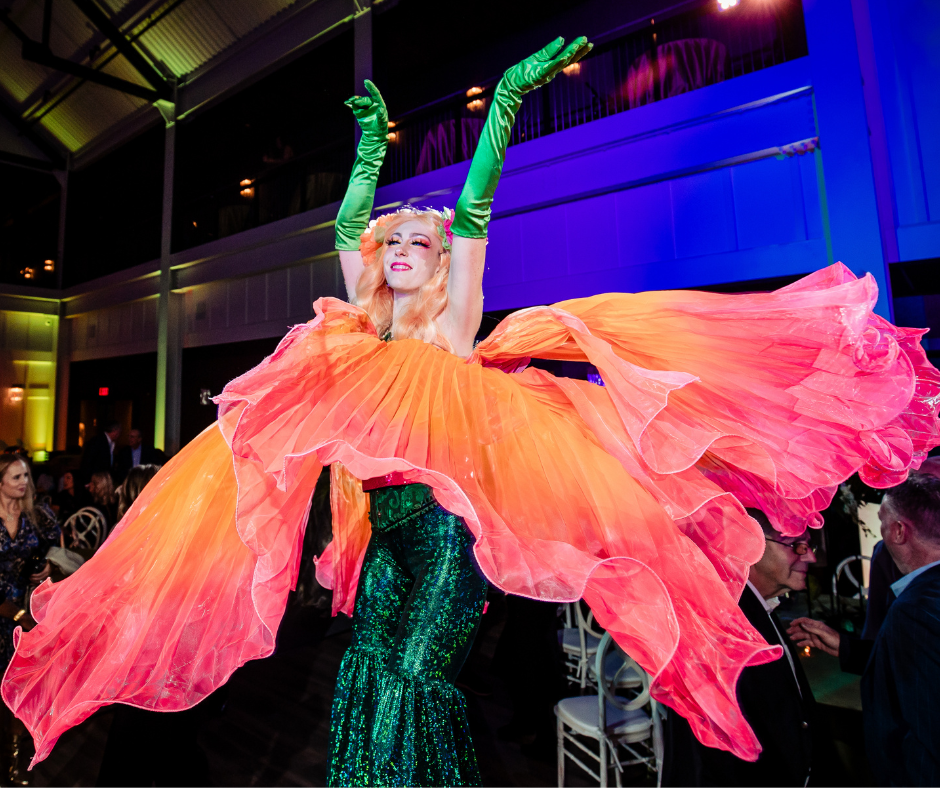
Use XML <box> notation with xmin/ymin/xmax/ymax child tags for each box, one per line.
<box><xmin>173</xmin><ymin>0</ymin><xmax>807</xmax><ymax>253</ymax></box>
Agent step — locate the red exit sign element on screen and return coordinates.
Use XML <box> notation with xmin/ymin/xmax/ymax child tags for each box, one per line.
<box><xmin>99</xmin><ymin>387</ymin><xmax>109</xmax><ymax>396</ymax></box>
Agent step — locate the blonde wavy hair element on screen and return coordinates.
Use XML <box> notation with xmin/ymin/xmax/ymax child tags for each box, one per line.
<box><xmin>355</xmin><ymin>206</ymin><xmax>454</xmax><ymax>354</ymax></box>
<box><xmin>117</xmin><ymin>464</ymin><xmax>161</xmax><ymax>519</ymax></box>
<box><xmin>88</xmin><ymin>471</ymin><xmax>116</xmax><ymax>507</ymax></box>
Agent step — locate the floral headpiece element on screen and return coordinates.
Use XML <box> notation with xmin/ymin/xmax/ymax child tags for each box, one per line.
<box><xmin>358</xmin><ymin>206</ymin><xmax>454</xmax><ymax>264</ymax></box>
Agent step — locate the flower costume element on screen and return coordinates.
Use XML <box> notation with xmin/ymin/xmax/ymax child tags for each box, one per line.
<box><xmin>2</xmin><ymin>37</ymin><xmax>939</xmax><ymax>787</ymax></box>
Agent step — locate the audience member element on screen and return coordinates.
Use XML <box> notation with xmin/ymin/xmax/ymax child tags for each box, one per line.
<box><xmin>34</xmin><ymin>474</ymin><xmax>55</xmax><ymax>502</ymax></box>
<box><xmin>791</xmin><ymin>473</ymin><xmax>940</xmax><ymax>785</ymax></box>
<box><xmin>662</xmin><ymin>508</ymin><xmax>825</xmax><ymax>786</ymax></box>
<box><xmin>52</xmin><ymin>471</ymin><xmax>83</xmax><ymax>524</ymax></box>
<box><xmin>113</xmin><ymin>429</ymin><xmax>166</xmax><ymax>485</ymax></box>
<box><xmin>86</xmin><ymin>471</ymin><xmax>117</xmax><ymax>532</ymax></box>
<box><xmin>863</xmin><ymin>473</ymin><xmax>940</xmax><ymax>785</ymax></box>
<box><xmin>116</xmin><ymin>464</ymin><xmax>161</xmax><ymax>521</ymax></box>
<box><xmin>0</xmin><ymin>455</ymin><xmax>60</xmax><ymax>782</ymax></box>
<box><xmin>785</xmin><ymin>456</ymin><xmax>940</xmax><ymax>663</ymax></box>
<box><xmin>789</xmin><ymin>458</ymin><xmax>940</xmax><ymax>663</ymax></box>
<box><xmin>80</xmin><ymin>421</ymin><xmax>121</xmax><ymax>484</ymax></box>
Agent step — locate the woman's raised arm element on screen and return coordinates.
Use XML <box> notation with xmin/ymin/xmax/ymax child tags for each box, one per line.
<box><xmin>444</xmin><ymin>37</ymin><xmax>592</xmax><ymax>347</ymax></box>
<box><xmin>335</xmin><ymin>80</ymin><xmax>389</xmax><ymax>301</ymax></box>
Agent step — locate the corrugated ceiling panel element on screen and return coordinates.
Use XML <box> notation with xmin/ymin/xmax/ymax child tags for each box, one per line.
<box><xmin>206</xmin><ymin>0</ymin><xmax>298</xmax><ymax>41</ymax></box>
<box><xmin>100</xmin><ymin>54</ymin><xmax>154</xmax><ymax>89</ymax></box>
<box><xmin>98</xmin><ymin>0</ymin><xmax>135</xmax><ymax>14</ymax></box>
<box><xmin>5</xmin><ymin>0</ymin><xmax>48</xmax><ymax>42</ymax></box>
<box><xmin>138</xmin><ymin>0</ymin><xmax>298</xmax><ymax>78</ymax></box>
<box><xmin>1</xmin><ymin>0</ymin><xmax>304</xmax><ymax>156</ymax></box>
<box><xmin>48</xmin><ymin>0</ymin><xmax>100</xmax><ymax>54</ymax></box>
<box><xmin>0</xmin><ymin>33</ymin><xmax>50</xmax><ymax>102</ymax></box>
<box><xmin>138</xmin><ymin>3</ymin><xmax>236</xmax><ymax>77</ymax></box>
<box><xmin>40</xmin><ymin>80</ymin><xmax>144</xmax><ymax>151</ymax></box>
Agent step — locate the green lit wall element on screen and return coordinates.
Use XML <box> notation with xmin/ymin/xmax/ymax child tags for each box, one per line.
<box><xmin>0</xmin><ymin>311</ymin><xmax>58</xmax><ymax>457</ymax></box>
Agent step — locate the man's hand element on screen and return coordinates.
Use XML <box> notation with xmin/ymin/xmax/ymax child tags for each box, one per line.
<box><xmin>787</xmin><ymin>617</ymin><xmax>840</xmax><ymax>657</ymax></box>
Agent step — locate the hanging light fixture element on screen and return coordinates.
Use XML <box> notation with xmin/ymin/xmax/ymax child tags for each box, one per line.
<box><xmin>718</xmin><ymin>0</ymin><xmax>739</xmax><ymax>9</ymax></box>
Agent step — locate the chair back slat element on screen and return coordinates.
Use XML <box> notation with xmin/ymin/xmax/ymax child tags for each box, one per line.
<box><xmin>65</xmin><ymin>507</ymin><xmax>106</xmax><ymax>552</ymax></box>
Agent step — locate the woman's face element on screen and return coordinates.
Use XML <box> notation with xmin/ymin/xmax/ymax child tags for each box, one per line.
<box><xmin>62</xmin><ymin>472</ymin><xmax>74</xmax><ymax>491</ymax></box>
<box><xmin>1</xmin><ymin>461</ymin><xmax>30</xmax><ymax>501</ymax></box>
<box><xmin>382</xmin><ymin>219</ymin><xmax>444</xmax><ymax>294</ymax></box>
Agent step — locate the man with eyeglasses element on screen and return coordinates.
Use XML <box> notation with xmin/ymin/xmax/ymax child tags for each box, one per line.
<box><xmin>789</xmin><ymin>472</ymin><xmax>940</xmax><ymax>786</ymax></box>
<box><xmin>662</xmin><ymin>508</ymin><xmax>824</xmax><ymax>786</ymax></box>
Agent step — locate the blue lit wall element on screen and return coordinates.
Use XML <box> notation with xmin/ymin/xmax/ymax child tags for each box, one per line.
<box><xmin>369</xmin><ymin>0</ymin><xmax>940</xmax><ymax>318</ymax></box>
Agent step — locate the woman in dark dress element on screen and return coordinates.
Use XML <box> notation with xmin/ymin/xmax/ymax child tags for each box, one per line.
<box><xmin>0</xmin><ymin>455</ymin><xmax>60</xmax><ymax>784</ymax></box>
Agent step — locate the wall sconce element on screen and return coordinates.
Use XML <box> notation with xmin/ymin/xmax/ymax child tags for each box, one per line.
<box><xmin>466</xmin><ymin>87</ymin><xmax>483</xmax><ymax>98</ymax></box>
<box><xmin>562</xmin><ymin>62</ymin><xmax>581</xmax><ymax>75</ymax></box>
<box><xmin>239</xmin><ymin>178</ymin><xmax>253</xmax><ymax>187</ymax></box>
<box><xmin>7</xmin><ymin>386</ymin><xmax>24</xmax><ymax>404</ymax></box>
<box><xmin>466</xmin><ymin>99</ymin><xmax>485</xmax><ymax>111</ymax></box>
<box><xmin>240</xmin><ymin>186</ymin><xmax>255</xmax><ymax>198</ymax></box>
<box><xmin>387</xmin><ymin>131</ymin><xmax>399</xmax><ymax>142</ymax></box>
<box><xmin>20</xmin><ymin>268</ymin><xmax>35</xmax><ymax>280</ymax></box>
<box><xmin>43</xmin><ymin>259</ymin><xmax>55</xmax><ymax>272</ymax></box>
<box><xmin>387</xmin><ymin>120</ymin><xmax>396</xmax><ymax>129</ymax></box>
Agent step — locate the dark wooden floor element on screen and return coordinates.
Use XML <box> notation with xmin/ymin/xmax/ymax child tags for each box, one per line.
<box><xmin>28</xmin><ymin>606</ymin><xmax>652</xmax><ymax>787</ymax></box>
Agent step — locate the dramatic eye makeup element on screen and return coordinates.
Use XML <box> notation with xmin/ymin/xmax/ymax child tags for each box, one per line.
<box><xmin>386</xmin><ymin>234</ymin><xmax>430</xmax><ymax>248</ymax></box>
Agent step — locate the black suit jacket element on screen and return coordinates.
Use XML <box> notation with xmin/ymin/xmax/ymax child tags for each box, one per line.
<box><xmin>112</xmin><ymin>444</ymin><xmax>167</xmax><ymax>484</ymax></box>
<box><xmin>862</xmin><ymin>563</ymin><xmax>940</xmax><ymax>787</ymax></box>
<box><xmin>663</xmin><ymin>584</ymin><xmax>816</xmax><ymax>786</ymax></box>
<box><xmin>80</xmin><ymin>433</ymin><xmax>115</xmax><ymax>483</ymax></box>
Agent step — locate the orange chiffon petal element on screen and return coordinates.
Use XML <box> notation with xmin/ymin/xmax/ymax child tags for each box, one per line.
<box><xmin>3</xmin><ymin>263</ymin><xmax>938</xmax><ymax>768</ymax></box>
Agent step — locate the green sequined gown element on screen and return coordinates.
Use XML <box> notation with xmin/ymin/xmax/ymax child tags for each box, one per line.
<box><xmin>328</xmin><ymin>482</ymin><xmax>487</xmax><ymax>787</ymax></box>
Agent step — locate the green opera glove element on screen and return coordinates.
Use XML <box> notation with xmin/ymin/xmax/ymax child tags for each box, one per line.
<box><xmin>451</xmin><ymin>36</ymin><xmax>592</xmax><ymax>239</ymax></box>
<box><xmin>335</xmin><ymin>80</ymin><xmax>389</xmax><ymax>251</ymax></box>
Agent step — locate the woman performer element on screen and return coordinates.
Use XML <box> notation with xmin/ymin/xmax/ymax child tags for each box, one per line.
<box><xmin>327</xmin><ymin>37</ymin><xmax>591</xmax><ymax>786</ymax></box>
<box><xmin>3</xmin><ymin>36</ymin><xmax>939</xmax><ymax>788</ymax></box>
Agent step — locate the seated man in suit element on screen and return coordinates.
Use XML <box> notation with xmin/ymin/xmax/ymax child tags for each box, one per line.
<box><xmin>790</xmin><ymin>472</ymin><xmax>940</xmax><ymax>785</ymax></box>
<box><xmin>113</xmin><ymin>428</ymin><xmax>166</xmax><ymax>484</ymax></box>
<box><xmin>80</xmin><ymin>421</ymin><xmax>121</xmax><ymax>485</ymax></box>
<box><xmin>788</xmin><ymin>458</ymin><xmax>940</xmax><ymax>670</ymax></box>
<box><xmin>863</xmin><ymin>474</ymin><xmax>940</xmax><ymax>786</ymax></box>
<box><xmin>663</xmin><ymin>508</ymin><xmax>821</xmax><ymax>786</ymax></box>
